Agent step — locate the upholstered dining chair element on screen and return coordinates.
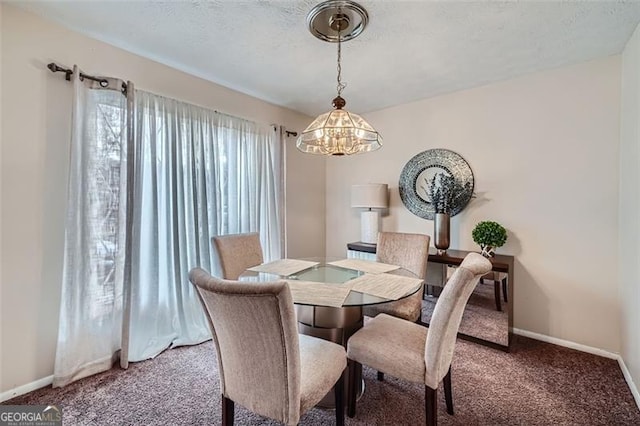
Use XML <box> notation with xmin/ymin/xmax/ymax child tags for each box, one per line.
<box><xmin>362</xmin><ymin>231</ymin><xmax>430</xmax><ymax>323</ymax></box>
<box><xmin>189</xmin><ymin>268</ymin><xmax>347</xmax><ymax>426</ymax></box>
<box><xmin>362</xmin><ymin>232</ymin><xmax>435</xmax><ymax>388</ymax></box>
<box><xmin>346</xmin><ymin>253</ymin><xmax>492</xmax><ymax>426</ymax></box>
<box><xmin>212</xmin><ymin>232</ymin><xmax>264</xmax><ymax>280</ymax></box>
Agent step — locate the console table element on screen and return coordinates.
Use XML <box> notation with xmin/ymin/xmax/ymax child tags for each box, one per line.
<box><xmin>347</xmin><ymin>241</ymin><xmax>515</xmax><ymax>351</ymax></box>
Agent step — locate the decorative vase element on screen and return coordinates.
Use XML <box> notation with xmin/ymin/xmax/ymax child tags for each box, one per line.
<box><xmin>480</xmin><ymin>245</ymin><xmax>495</xmax><ymax>258</ymax></box>
<box><xmin>434</xmin><ymin>213</ymin><xmax>450</xmax><ymax>254</ymax></box>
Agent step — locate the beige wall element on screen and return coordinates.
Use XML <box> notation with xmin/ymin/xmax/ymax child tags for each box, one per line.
<box><xmin>327</xmin><ymin>56</ymin><xmax>622</xmax><ymax>352</ymax></box>
<box><xmin>620</xmin><ymin>22</ymin><xmax>640</xmax><ymax>396</ymax></box>
<box><xmin>0</xmin><ymin>4</ymin><xmax>325</xmax><ymax>394</ymax></box>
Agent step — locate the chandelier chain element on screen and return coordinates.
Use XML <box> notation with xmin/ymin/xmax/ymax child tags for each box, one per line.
<box><xmin>336</xmin><ymin>22</ymin><xmax>346</xmax><ymax>96</ymax></box>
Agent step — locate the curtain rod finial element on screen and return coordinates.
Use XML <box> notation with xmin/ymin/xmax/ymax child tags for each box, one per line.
<box><xmin>48</xmin><ymin>62</ymin><xmax>73</xmax><ymax>81</ymax></box>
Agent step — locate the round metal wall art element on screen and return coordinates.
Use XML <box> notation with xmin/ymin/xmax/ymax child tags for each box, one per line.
<box><xmin>399</xmin><ymin>148</ymin><xmax>475</xmax><ymax>220</ymax></box>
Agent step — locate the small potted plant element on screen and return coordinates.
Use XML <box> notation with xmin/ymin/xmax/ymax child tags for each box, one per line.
<box><xmin>472</xmin><ymin>221</ymin><xmax>507</xmax><ymax>257</ymax></box>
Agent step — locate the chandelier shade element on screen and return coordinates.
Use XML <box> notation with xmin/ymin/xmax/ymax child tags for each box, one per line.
<box><xmin>297</xmin><ymin>0</ymin><xmax>382</xmax><ymax>156</ymax></box>
<box><xmin>297</xmin><ymin>100</ymin><xmax>382</xmax><ymax>156</ymax></box>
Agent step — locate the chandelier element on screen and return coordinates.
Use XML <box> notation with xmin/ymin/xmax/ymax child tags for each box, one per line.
<box><xmin>297</xmin><ymin>0</ymin><xmax>383</xmax><ymax>156</ymax></box>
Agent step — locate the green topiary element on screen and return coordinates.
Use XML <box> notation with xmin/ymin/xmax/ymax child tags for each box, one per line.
<box><xmin>472</xmin><ymin>221</ymin><xmax>507</xmax><ymax>257</ymax></box>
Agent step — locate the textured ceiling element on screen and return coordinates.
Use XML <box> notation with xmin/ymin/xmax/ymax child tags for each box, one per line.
<box><xmin>14</xmin><ymin>0</ymin><xmax>640</xmax><ymax>116</ymax></box>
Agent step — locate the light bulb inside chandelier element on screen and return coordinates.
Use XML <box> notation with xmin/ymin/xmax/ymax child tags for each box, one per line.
<box><xmin>297</xmin><ymin>0</ymin><xmax>382</xmax><ymax>156</ymax></box>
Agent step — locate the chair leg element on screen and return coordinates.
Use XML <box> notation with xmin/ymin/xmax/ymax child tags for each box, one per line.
<box><xmin>347</xmin><ymin>359</ymin><xmax>358</xmax><ymax>418</ymax></box>
<box><xmin>502</xmin><ymin>277</ymin><xmax>508</xmax><ymax>303</ymax></box>
<box><xmin>443</xmin><ymin>366</ymin><xmax>454</xmax><ymax>415</ymax></box>
<box><xmin>494</xmin><ymin>280</ymin><xmax>502</xmax><ymax>311</ymax></box>
<box><xmin>334</xmin><ymin>369</ymin><xmax>345</xmax><ymax>426</ymax></box>
<box><xmin>377</xmin><ymin>371</ymin><xmax>384</xmax><ymax>381</ymax></box>
<box><xmin>222</xmin><ymin>396</ymin><xmax>234</xmax><ymax>426</ymax></box>
<box><xmin>425</xmin><ymin>385</ymin><xmax>437</xmax><ymax>426</ymax></box>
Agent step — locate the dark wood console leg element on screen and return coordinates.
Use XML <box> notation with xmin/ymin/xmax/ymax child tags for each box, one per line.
<box><xmin>502</xmin><ymin>277</ymin><xmax>508</xmax><ymax>303</ymax></box>
<box><xmin>494</xmin><ymin>280</ymin><xmax>502</xmax><ymax>311</ymax></box>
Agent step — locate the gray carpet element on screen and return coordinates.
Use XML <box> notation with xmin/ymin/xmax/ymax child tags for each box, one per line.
<box><xmin>4</xmin><ymin>335</ymin><xmax>639</xmax><ymax>425</ymax></box>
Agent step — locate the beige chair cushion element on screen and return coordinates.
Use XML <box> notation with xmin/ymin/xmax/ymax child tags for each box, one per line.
<box><xmin>347</xmin><ymin>313</ymin><xmax>427</xmax><ymax>383</ymax></box>
<box><xmin>376</xmin><ymin>232</ymin><xmax>430</xmax><ymax>278</ymax></box>
<box><xmin>363</xmin><ymin>285</ymin><xmax>424</xmax><ymax>321</ymax></box>
<box><xmin>299</xmin><ymin>334</ymin><xmax>347</xmax><ymax>414</ymax></box>
<box><xmin>363</xmin><ymin>232</ymin><xmax>430</xmax><ymax>322</ymax></box>
<box><xmin>212</xmin><ymin>232</ymin><xmax>264</xmax><ymax>280</ymax></box>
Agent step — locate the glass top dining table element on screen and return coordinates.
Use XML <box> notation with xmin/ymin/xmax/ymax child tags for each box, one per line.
<box><xmin>238</xmin><ymin>257</ymin><xmax>422</xmax><ymax>308</ymax></box>
<box><xmin>239</xmin><ymin>257</ymin><xmax>423</xmax><ymax>408</ymax></box>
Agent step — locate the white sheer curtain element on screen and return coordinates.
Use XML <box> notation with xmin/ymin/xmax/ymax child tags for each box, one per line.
<box><xmin>125</xmin><ymin>91</ymin><xmax>284</xmax><ymax>361</ymax></box>
<box><xmin>54</xmin><ymin>67</ymin><xmax>130</xmax><ymax>387</ymax></box>
<box><xmin>56</xmin><ymin>76</ymin><xmax>284</xmax><ymax>383</ymax></box>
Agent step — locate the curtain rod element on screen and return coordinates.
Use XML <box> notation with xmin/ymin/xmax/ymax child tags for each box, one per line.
<box><xmin>47</xmin><ymin>62</ymin><xmax>296</xmax><ymax>131</ymax></box>
<box><xmin>271</xmin><ymin>125</ymin><xmax>297</xmax><ymax>137</ymax></box>
<box><xmin>47</xmin><ymin>62</ymin><xmax>128</xmax><ymax>94</ymax></box>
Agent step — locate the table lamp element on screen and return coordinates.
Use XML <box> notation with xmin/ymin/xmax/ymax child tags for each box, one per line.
<box><xmin>351</xmin><ymin>183</ymin><xmax>388</xmax><ymax>244</ymax></box>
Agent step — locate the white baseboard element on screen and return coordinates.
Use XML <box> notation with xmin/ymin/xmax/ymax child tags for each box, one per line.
<box><xmin>0</xmin><ymin>375</ymin><xmax>53</xmax><ymax>403</ymax></box>
<box><xmin>513</xmin><ymin>328</ymin><xmax>639</xmax><ymax>409</ymax></box>
<box><xmin>512</xmin><ymin>328</ymin><xmax>618</xmax><ymax>359</ymax></box>
<box><xmin>617</xmin><ymin>356</ymin><xmax>640</xmax><ymax>409</ymax></box>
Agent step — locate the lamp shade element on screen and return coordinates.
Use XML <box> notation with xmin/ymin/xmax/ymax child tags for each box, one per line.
<box><xmin>351</xmin><ymin>184</ymin><xmax>388</xmax><ymax>209</ymax></box>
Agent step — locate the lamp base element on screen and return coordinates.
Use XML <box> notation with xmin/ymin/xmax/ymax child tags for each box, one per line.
<box><xmin>361</xmin><ymin>210</ymin><xmax>379</xmax><ymax>244</ymax></box>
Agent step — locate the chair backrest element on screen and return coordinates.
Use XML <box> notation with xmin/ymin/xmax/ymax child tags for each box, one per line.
<box><xmin>377</xmin><ymin>232</ymin><xmax>430</xmax><ymax>278</ymax></box>
<box><xmin>212</xmin><ymin>232</ymin><xmax>264</xmax><ymax>280</ymax></box>
<box><xmin>189</xmin><ymin>268</ymin><xmax>301</xmax><ymax>424</ymax></box>
<box><xmin>424</xmin><ymin>253</ymin><xmax>492</xmax><ymax>388</ymax></box>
